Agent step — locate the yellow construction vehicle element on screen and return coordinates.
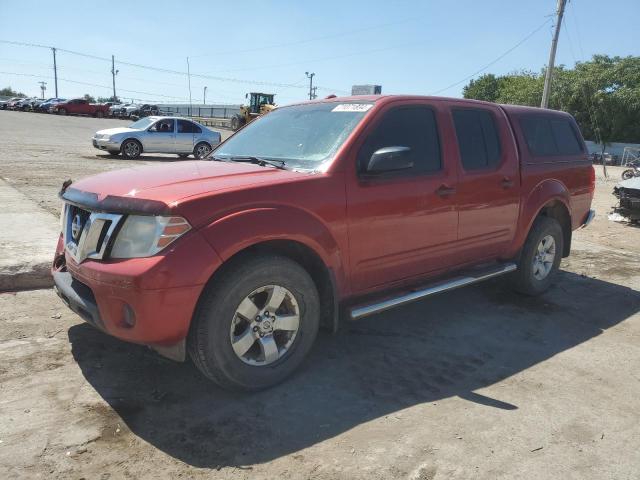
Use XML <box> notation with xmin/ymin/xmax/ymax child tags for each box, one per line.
<box><xmin>230</xmin><ymin>92</ymin><xmax>276</xmax><ymax>131</ymax></box>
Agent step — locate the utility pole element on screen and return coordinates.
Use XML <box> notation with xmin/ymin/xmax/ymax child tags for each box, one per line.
<box><xmin>305</xmin><ymin>71</ymin><xmax>315</xmax><ymax>100</ymax></box>
<box><xmin>541</xmin><ymin>0</ymin><xmax>567</xmax><ymax>109</ymax></box>
<box><xmin>186</xmin><ymin>57</ymin><xmax>193</xmax><ymax>116</ymax></box>
<box><xmin>111</xmin><ymin>55</ymin><xmax>119</xmax><ymax>102</ymax></box>
<box><xmin>51</xmin><ymin>47</ymin><xmax>58</xmax><ymax>97</ymax></box>
<box><xmin>203</xmin><ymin>86</ymin><xmax>207</xmax><ymax>105</ymax></box>
<box><xmin>311</xmin><ymin>86</ymin><xmax>318</xmax><ymax>100</ymax></box>
<box><xmin>38</xmin><ymin>81</ymin><xmax>47</xmax><ymax>99</ymax></box>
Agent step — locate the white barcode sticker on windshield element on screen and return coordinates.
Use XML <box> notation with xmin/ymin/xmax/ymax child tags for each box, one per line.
<box><xmin>332</xmin><ymin>104</ymin><xmax>373</xmax><ymax>112</ymax></box>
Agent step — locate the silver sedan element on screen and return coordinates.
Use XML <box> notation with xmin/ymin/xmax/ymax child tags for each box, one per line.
<box><xmin>92</xmin><ymin>116</ymin><xmax>222</xmax><ymax>159</ymax></box>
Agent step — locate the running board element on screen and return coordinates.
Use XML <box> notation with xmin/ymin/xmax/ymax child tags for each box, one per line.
<box><xmin>349</xmin><ymin>262</ymin><xmax>517</xmax><ymax>320</ymax></box>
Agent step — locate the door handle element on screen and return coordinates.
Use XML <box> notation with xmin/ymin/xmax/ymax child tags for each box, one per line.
<box><xmin>436</xmin><ymin>184</ymin><xmax>456</xmax><ymax>198</ymax></box>
<box><xmin>501</xmin><ymin>177</ymin><xmax>514</xmax><ymax>189</ymax></box>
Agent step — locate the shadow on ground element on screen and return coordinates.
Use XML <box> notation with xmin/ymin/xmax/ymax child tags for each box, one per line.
<box><xmin>68</xmin><ymin>270</ymin><xmax>640</xmax><ymax>468</ymax></box>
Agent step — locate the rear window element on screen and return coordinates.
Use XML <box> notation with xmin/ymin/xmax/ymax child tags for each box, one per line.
<box><xmin>452</xmin><ymin>109</ymin><xmax>501</xmax><ymax>170</ymax></box>
<box><xmin>520</xmin><ymin>115</ymin><xmax>583</xmax><ymax>156</ymax></box>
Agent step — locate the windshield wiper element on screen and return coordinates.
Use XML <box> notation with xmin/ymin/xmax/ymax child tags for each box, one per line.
<box><xmin>227</xmin><ymin>156</ymin><xmax>287</xmax><ymax>170</ymax></box>
<box><xmin>209</xmin><ymin>155</ymin><xmax>231</xmax><ymax>162</ymax></box>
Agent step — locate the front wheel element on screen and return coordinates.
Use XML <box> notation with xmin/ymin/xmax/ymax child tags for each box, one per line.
<box><xmin>193</xmin><ymin>142</ymin><xmax>211</xmax><ymax>159</ymax></box>
<box><xmin>622</xmin><ymin>169</ymin><xmax>635</xmax><ymax>180</ymax></box>
<box><xmin>230</xmin><ymin>114</ymin><xmax>244</xmax><ymax>131</ymax></box>
<box><xmin>188</xmin><ymin>255</ymin><xmax>320</xmax><ymax>391</ymax></box>
<box><xmin>512</xmin><ymin>216</ymin><xmax>564</xmax><ymax>296</ymax></box>
<box><xmin>121</xmin><ymin>139</ymin><xmax>142</xmax><ymax>159</ymax></box>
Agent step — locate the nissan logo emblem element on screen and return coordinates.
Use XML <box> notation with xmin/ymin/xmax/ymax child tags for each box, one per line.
<box><xmin>71</xmin><ymin>214</ymin><xmax>84</xmax><ymax>242</ymax></box>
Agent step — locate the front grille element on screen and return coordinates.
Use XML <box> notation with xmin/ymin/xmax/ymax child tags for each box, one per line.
<box><xmin>63</xmin><ymin>204</ymin><xmax>124</xmax><ymax>263</ymax></box>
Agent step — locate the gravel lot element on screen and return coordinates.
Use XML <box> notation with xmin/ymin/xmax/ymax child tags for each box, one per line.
<box><xmin>0</xmin><ymin>110</ymin><xmax>639</xmax><ymax>480</ymax></box>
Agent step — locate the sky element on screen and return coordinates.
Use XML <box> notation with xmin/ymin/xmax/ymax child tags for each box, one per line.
<box><xmin>0</xmin><ymin>0</ymin><xmax>638</xmax><ymax>106</ymax></box>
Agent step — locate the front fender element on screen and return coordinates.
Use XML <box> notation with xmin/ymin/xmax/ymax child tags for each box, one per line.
<box><xmin>198</xmin><ymin>205</ymin><xmax>347</xmax><ymax>292</ymax></box>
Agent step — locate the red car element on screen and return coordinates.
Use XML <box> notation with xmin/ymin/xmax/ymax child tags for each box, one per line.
<box><xmin>51</xmin><ymin>98</ymin><xmax>110</xmax><ymax>117</ymax></box>
<box><xmin>52</xmin><ymin>95</ymin><xmax>595</xmax><ymax>390</ymax></box>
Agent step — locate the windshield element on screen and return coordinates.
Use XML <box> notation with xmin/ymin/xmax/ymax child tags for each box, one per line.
<box><xmin>129</xmin><ymin>117</ymin><xmax>155</xmax><ymax>129</ymax></box>
<box><xmin>214</xmin><ymin>102</ymin><xmax>373</xmax><ymax>169</ymax></box>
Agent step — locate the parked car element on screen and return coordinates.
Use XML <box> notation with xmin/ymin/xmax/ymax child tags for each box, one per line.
<box><xmin>120</xmin><ymin>103</ymin><xmax>140</xmax><ymax>118</ymax></box>
<box><xmin>6</xmin><ymin>97</ymin><xmax>26</xmax><ymax>110</ymax></box>
<box><xmin>137</xmin><ymin>104</ymin><xmax>159</xmax><ymax>117</ymax></box>
<box><xmin>50</xmin><ymin>98</ymin><xmax>110</xmax><ymax>117</ymax></box>
<box><xmin>91</xmin><ymin>116</ymin><xmax>221</xmax><ymax>159</ymax></box>
<box><xmin>0</xmin><ymin>97</ymin><xmax>22</xmax><ymax>110</ymax></box>
<box><xmin>36</xmin><ymin>98</ymin><xmax>66</xmax><ymax>113</ymax></box>
<box><xmin>108</xmin><ymin>103</ymin><xmax>124</xmax><ymax>116</ymax></box>
<box><xmin>53</xmin><ymin>95</ymin><xmax>595</xmax><ymax>391</ymax></box>
<box><xmin>16</xmin><ymin>97</ymin><xmax>38</xmax><ymax>111</ymax></box>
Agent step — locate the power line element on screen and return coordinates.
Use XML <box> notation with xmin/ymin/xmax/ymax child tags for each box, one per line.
<box><xmin>0</xmin><ymin>71</ymin><xmax>190</xmax><ymax>101</ymax></box>
<box><xmin>431</xmin><ymin>17</ymin><xmax>553</xmax><ymax>95</ymax></box>
<box><xmin>188</xmin><ymin>17</ymin><xmax>416</xmax><ymax>58</ymax></box>
<box><xmin>0</xmin><ymin>39</ymin><xmax>321</xmax><ymax>91</ymax></box>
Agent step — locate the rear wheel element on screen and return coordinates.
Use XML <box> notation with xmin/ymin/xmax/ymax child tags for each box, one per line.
<box><xmin>58</xmin><ymin>108</ymin><xmax>67</xmax><ymax>115</ymax></box>
<box><xmin>512</xmin><ymin>216</ymin><xmax>563</xmax><ymax>296</ymax></box>
<box><xmin>193</xmin><ymin>142</ymin><xmax>211</xmax><ymax>159</ymax></box>
<box><xmin>121</xmin><ymin>139</ymin><xmax>142</xmax><ymax>159</ymax></box>
<box><xmin>188</xmin><ymin>255</ymin><xmax>320</xmax><ymax>391</ymax></box>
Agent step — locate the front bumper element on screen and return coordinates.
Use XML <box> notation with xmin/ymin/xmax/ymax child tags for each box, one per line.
<box><xmin>92</xmin><ymin>136</ymin><xmax>122</xmax><ymax>151</ymax></box>
<box><xmin>52</xmin><ymin>229</ymin><xmax>223</xmax><ymax>361</ymax></box>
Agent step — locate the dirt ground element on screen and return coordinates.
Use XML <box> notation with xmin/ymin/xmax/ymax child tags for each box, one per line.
<box><xmin>0</xmin><ymin>110</ymin><xmax>639</xmax><ymax>479</ymax></box>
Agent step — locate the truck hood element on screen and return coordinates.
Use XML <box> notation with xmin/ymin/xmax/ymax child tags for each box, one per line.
<box><xmin>95</xmin><ymin>127</ymin><xmax>139</xmax><ymax>136</ymax></box>
<box><xmin>64</xmin><ymin>160</ymin><xmax>304</xmax><ymax>213</ymax></box>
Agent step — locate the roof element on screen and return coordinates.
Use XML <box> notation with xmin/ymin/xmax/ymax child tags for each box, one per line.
<box><xmin>281</xmin><ymin>94</ymin><xmax>571</xmax><ymax>117</ymax></box>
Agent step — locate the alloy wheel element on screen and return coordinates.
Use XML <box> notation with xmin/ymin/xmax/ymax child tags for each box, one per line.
<box><xmin>229</xmin><ymin>285</ymin><xmax>300</xmax><ymax>366</ymax></box>
<box><xmin>532</xmin><ymin>235</ymin><xmax>556</xmax><ymax>280</ymax></box>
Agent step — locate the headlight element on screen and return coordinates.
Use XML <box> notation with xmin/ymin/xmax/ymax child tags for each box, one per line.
<box><xmin>110</xmin><ymin>215</ymin><xmax>191</xmax><ymax>259</ymax></box>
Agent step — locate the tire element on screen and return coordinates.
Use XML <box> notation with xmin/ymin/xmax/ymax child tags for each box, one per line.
<box><xmin>178</xmin><ymin>153</ymin><xmax>190</xmax><ymax>159</ymax></box>
<box><xmin>58</xmin><ymin>108</ymin><xmax>67</xmax><ymax>115</ymax></box>
<box><xmin>188</xmin><ymin>254</ymin><xmax>320</xmax><ymax>391</ymax></box>
<box><xmin>121</xmin><ymin>139</ymin><xmax>142</xmax><ymax>159</ymax></box>
<box><xmin>512</xmin><ymin>216</ymin><xmax>564</xmax><ymax>296</ymax></box>
<box><xmin>193</xmin><ymin>142</ymin><xmax>212</xmax><ymax>159</ymax></box>
<box><xmin>96</xmin><ymin>110</ymin><xmax>104</xmax><ymax>118</ymax></box>
<box><xmin>230</xmin><ymin>115</ymin><xmax>244</xmax><ymax>131</ymax></box>
<box><xmin>622</xmin><ymin>169</ymin><xmax>635</xmax><ymax>180</ymax></box>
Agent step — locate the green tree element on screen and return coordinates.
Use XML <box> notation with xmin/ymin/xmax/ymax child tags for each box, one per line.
<box><xmin>0</xmin><ymin>86</ymin><xmax>26</xmax><ymax>97</ymax></box>
<box><xmin>97</xmin><ymin>96</ymin><xmax>118</xmax><ymax>103</ymax></box>
<box><xmin>462</xmin><ymin>74</ymin><xmax>502</xmax><ymax>102</ymax></box>
<box><xmin>462</xmin><ymin>55</ymin><xmax>640</xmax><ymax>144</ymax></box>
<box><xmin>83</xmin><ymin>93</ymin><xmax>96</xmax><ymax>103</ymax></box>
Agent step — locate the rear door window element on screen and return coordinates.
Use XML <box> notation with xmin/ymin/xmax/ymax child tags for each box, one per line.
<box><xmin>358</xmin><ymin>106</ymin><xmax>441</xmax><ymax>174</ymax></box>
<box><xmin>452</xmin><ymin>108</ymin><xmax>501</xmax><ymax>170</ymax></box>
<box><xmin>520</xmin><ymin>116</ymin><xmax>583</xmax><ymax>156</ymax></box>
<box><xmin>178</xmin><ymin>120</ymin><xmax>203</xmax><ymax>134</ymax></box>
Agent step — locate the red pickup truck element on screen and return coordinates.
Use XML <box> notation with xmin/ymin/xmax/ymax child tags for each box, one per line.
<box><xmin>52</xmin><ymin>95</ymin><xmax>595</xmax><ymax>390</ymax></box>
<box><xmin>51</xmin><ymin>98</ymin><xmax>110</xmax><ymax>117</ymax></box>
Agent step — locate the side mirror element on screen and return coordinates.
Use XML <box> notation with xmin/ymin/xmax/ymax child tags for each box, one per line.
<box><xmin>366</xmin><ymin>146</ymin><xmax>413</xmax><ymax>174</ymax></box>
